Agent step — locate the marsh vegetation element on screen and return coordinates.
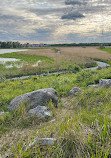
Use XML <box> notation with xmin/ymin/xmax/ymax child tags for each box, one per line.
<box><xmin>0</xmin><ymin>47</ymin><xmax>111</xmax><ymax>158</ymax></box>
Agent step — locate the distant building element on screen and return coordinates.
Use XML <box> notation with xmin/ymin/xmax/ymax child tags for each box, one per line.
<box><xmin>22</xmin><ymin>43</ymin><xmax>51</xmax><ymax>47</ymax></box>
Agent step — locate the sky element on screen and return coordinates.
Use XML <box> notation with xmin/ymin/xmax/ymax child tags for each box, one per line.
<box><xmin>0</xmin><ymin>0</ymin><xmax>111</xmax><ymax>43</ymax></box>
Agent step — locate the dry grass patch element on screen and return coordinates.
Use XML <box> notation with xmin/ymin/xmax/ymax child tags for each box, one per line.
<box><xmin>19</xmin><ymin>47</ymin><xmax>95</xmax><ymax>66</ymax></box>
<box><xmin>20</xmin><ymin>47</ymin><xmax>111</xmax><ymax>64</ymax></box>
<box><xmin>58</xmin><ymin>47</ymin><xmax>111</xmax><ymax>60</ymax></box>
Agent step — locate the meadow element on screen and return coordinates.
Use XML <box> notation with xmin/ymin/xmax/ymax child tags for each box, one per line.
<box><xmin>1</xmin><ymin>47</ymin><xmax>110</xmax><ymax>79</ymax></box>
<box><xmin>0</xmin><ymin>47</ymin><xmax>111</xmax><ymax>157</ymax></box>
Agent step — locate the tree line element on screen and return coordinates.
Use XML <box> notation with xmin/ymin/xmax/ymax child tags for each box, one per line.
<box><xmin>1</xmin><ymin>41</ymin><xmax>111</xmax><ymax>48</ymax></box>
<box><xmin>51</xmin><ymin>43</ymin><xmax>111</xmax><ymax>47</ymax></box>
<box><xmin>0</xmin><ymin>41</ymin><xmax>22</xmax><ymax>48</ymax></box>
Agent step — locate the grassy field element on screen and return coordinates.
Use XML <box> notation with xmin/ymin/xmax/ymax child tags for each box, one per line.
<box><xmin>100</xmin><ymin>48</ymin><xmax>111</xmax><ymax>56</ymax></box>
<box><xmin>20</xmin><ymin>47</ymin><xmax>111</xmax><ymax>63</ymax></box>
<box><xmin>0</xmin><ymin>65</ymin><xmax>111</xmax><ymax>157</ymax></box>
<box><xmin>0</xmin><ymin>47</ymin><xmax>111</xmax><ymax>157</ymax></box>
<box><xmin>0</xmin><ymin>52</ymin><xmax>54</xmax><ymax>78</ymax></box>
<box><xmin>1</xmin><ymin>46</ymin><xmax>111</xmax><ymax>78</ymax></box>
<box><xmin>20</xmin><ymin>47</ymin><xmax>111</xmax><ymax>60</ymax></box>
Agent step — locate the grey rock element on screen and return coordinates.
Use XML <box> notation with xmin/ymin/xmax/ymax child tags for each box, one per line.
<box><xmin>99</xmin><ymin>79</ymin><xmax>111</xmax><ymax>89</ymax></box>
<box><xmin>87</xmin><ymin>84</ymin><xmax>97</xmax><ymax>88</ymax></box>
<box><xmin>28</xmin><ymin>106</ymin><xmax>52</xmax><ymax>118</ymax></box>
<box><xmin>69</xmin><ymin>87</ymin><xmax>81</xmax><ymax>96</ymax></box>
<box><xmin>9</xmin><ymin>88</ymin><xmax>58</xmax><ymax>111</ymax></box>
<box><xmin>29</xmin><ymin>138</ymin><xmax>56</xmax><ymax>147</ymax></box>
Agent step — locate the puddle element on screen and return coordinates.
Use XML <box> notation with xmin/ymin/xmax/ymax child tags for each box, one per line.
<box><xmin>0</xmin><ymin>58</ymin><xmax>20</xmax><ymax>64</ymax></box>
<box><xmin>0</xmin><ymin>58</ymin><xmax>21</xmax><ymax>68</ymax></box>
<box><xmin>0</xmin><ymin>49</ymin><xmax>28</xmax><ymax>54</ymax></box>
<box><xmin>0</xmin><ymin>49</ymin><xmax>42</xmax><ymax>69</ymax></box>
<box><xmin>0</xmin><ymin>58</ymin><xmax>42</xmax><ymax>69</ymax></box>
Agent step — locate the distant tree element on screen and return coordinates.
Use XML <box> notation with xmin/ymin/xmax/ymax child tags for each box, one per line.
<box><xmin>26</xmin><ymin>43</ymin><xmax>29</xmax><ymax>48</ymax></box>
<box><xmin>0</xmin><ymin>41</ymin><xmax>22</xmax><ymax>48</ymax></box>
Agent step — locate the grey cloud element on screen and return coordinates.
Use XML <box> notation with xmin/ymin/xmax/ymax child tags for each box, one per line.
<box><xmin>30</xmin><ymin>8</ymin><xmax>65</xmax><ymax>16</ymax></box>
<box><xmin>61</xmin><ymin>12</ymin><xmax>85</xmax><ymax>20</ymax></box>
<box><xmin>64</xmin><ymin>0</ymin><xmax>111</xmax><ymax>16</ymax></box>
<box><xmin>0</xmin><ymin>14</ymin><xmax>28</xmax><ymax>22</ymax></box>
<box><xmin>65</xmin><ymin>0</ymin><xmax>87</xmax><ymax>5</ymax></box>
<box><xmin>0</xmin><ymin>0</ymin><xmax>111</xmax><ymax>43</ymax></box>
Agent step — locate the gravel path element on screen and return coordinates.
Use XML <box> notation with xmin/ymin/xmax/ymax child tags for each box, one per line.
<box><xmin>84</xmin><ymin>61</ymin><xmax>110</xmax><ymax>70</ymax></box>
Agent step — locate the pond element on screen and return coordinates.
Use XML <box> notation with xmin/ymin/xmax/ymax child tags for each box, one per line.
<box><xmin>0</xmin><ymin>49</ymin><xmax>28</xmax><ymax>68</ymax></box>
<box><xmin>0</xmin><ymin>58</ymin><xmax>20</xmax><ymax>64</ymax></box>
<box><xmin>0</xmin><ymin>49</ymin><xmax>28</xmax><ymax>54</ymax></box>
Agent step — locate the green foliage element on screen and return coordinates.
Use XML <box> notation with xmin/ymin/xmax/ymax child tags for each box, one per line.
<box><xmin>0</xmin><ymin>52</ymin><xmax>53</xmax><ymax>64</ymax></box>
<box><xmin>0</xmin><ymin>66</ymin><xmax>111</xmax><ymax>157</ymax></box>
<box><xmin>0</xmin><ymin>51</ymin><xmax>82</xmax><ymax>78</ymax></box>
<box><xmin>100</xmin><ymin>48</ymin><xmax>111</xmax><ymax>65</ymax></box>
<box><xmin>0</xmin><ymin>112</ymin><xmax>12</xmax><ymax>125</ymax></box>
<box><xmin>76</xmin><ymin>67</ymin><xmax>111</xmax><ymax>86</ymax></box>
<box><xmin>0</xmin><ymin>41</ymin><xmax>22</xmax><ymax>48</ymax></box>
<box><xmin>101</xmin><ymin>48</ymin><xmax>111</xmax><ymax>55</ymax></box>
<box><xmin>67</xmin><ymin>64</ymin><xmax>81</xmax><ymax>73</ymax></box>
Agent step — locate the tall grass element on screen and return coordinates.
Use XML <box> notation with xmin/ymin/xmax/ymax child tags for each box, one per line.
<box><xmin>0</xmin><ymin>65</ymin><xmax>111</xmax><ymax>157</ymax></box>
<box><xmin>7</xmin><ymin>88</ymin><xmax>111</xmax><ymax>158</ymax></box>
<box><xmin>0</xmin><ymin>48</ymin><xmax>96</xmax><ymax>78</ymax></box>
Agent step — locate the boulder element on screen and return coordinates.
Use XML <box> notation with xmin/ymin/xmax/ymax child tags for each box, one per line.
<box><xmin>69</xmin><ymin>87</ymin><xmax>81</xmax><ymax>96</ymax></box>
<box><xmin>99</xmin><ymin>79</ymin><xmax>111</xmax><ymax>89</ymax></box>
<box><xmin>28</xmin><ymin>106</ymin><xmax>52</xmax><ymax>118</ymax></box>
<box><xmin>9</xmin><ymin>88</ymin><xmax>58</xmax><ymax>111</ymax></box>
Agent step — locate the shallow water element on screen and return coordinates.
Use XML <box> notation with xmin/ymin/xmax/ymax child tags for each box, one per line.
<box><xmin>0</xmin><ymin>58</ymin><xmax>20</xmax><ymax>64</ymax></box>
<box><xmin>0</xmin><ymin>49</ymin><xmax>28</xmax><ymax>54</ymax></box>
<box><xmin>0</xmin><ymin>49</ymin><xmax>28</xmax><ymax>67</ymax></box>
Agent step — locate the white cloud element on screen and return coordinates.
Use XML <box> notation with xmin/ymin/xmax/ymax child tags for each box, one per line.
<box><xmin>54</xmin><ymin>13</ymin><xmax>111</xmax><ymax>38</ymax></box>
<box><xmin>0</xmin><ymin>0</ymin><xmax>111</xmax><ymax>42</ymax></box>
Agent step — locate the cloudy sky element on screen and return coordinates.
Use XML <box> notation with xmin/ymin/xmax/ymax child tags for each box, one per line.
<box><xmin>0</xmin><ymin>0</ymin><xmax>111</xmax><ymax>43</ymax></box>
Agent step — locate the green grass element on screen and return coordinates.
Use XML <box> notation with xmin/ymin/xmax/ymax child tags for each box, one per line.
<box><xmin>0</xmin><ymin>47</ymin><xmax>99</xmax><ymax>79</ymax></box>
<box><xmin>0</xmin><ymin>59</ymin><xmax>111</xmax><ymax>157</ymax></box>
<box><xmin>1</xmin><ymin>87</ymin><xmax>110</xmax><ymax>157</ymax></box>
<box><xmin>99</xmin><ymin>48</ymin><xmax>111</xmax><ymax>64</ymax></box>
<box><xmin>0</xmin><ymin>67</ymin><xmax>111</xmax><ymax>111</ymax></box>
<box><xmin>101</xmin><ymin>48</ymin><xmax>111</xmax><ymax>54</ymax></box>
<box><xmin>0</xmin><ymin>52</ymin><xmax>56</xmax><ymax>78</ymax></box>
<box><xmin>0</xmin><ymin>52</ymin><xmax>53</xmax><ymax>63</ymax></box>
<box><xmin>0</xmin><ymin>52</ymin><xmax>82</xmax><ymax>78</ymax></box>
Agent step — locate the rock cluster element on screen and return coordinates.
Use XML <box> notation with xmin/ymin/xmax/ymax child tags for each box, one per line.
<box><xmin>9</xmin><ymin>88</ymin><xmax>58</xmax><ymax>119</ymax></box>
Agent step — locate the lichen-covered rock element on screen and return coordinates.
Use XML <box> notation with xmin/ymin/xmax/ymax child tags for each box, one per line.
<box><xmin>69</xmin><ymin>87</ymin><xmax>81</xmax><ymax>96</ymax></box>
<box><xmin>9</xmin><ymin>88</ymin><xmax>58</xmax><ymax>111</ymax></box>
<box><xmin>99</xmin><ymin>79</ymin><xmax>111</xmax><ymax>89</ymax></box>
<box><xmin>28</xmin><ymin>106</ymin><xmax>52</xmax><ymax>118</ymax></box>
